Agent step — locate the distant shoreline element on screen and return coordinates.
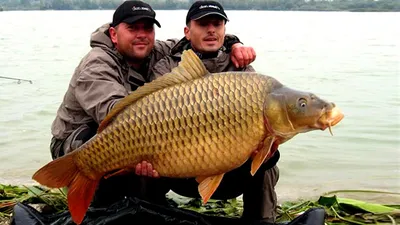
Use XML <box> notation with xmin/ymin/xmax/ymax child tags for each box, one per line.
<box><xmin>1</xmin><ymin>0</ymin><xmax>399</xmax><ymax>12</ymax></box>
<box><xmin>1</xmin><ymin>8</ymin><xmax>399</xmax><ymax>12</ymax></box>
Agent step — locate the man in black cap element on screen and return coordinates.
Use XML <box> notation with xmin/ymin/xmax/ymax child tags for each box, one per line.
<box><xmin>146</xmin><ymin>1</ymin><xmax>281</xmax><ymax>224</ymax></box>
<box><xmin>49</xmin><ymin>0</ymin><xmax>257</xmax><ymax>214</ymax></box>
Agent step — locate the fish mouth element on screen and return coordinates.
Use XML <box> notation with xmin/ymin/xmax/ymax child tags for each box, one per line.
<box><xmin>316</xmin><ymin>107</ymin><xmax>344</xmax><ymax>135</ymax></box>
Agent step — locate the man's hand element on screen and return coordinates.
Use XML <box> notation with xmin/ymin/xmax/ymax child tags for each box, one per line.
<box><xmin>230</xmin><ymin>43</ymin><xmax>256</xmax><ymax>68</ymax></box>
<box><xmin>135</xmin><ymin>161</ymin><xmax>160</xmax><ymax>178</ymax></box>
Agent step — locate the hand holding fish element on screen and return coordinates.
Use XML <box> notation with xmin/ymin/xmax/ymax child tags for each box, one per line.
<box><xmin>230</xmin><ymin>43</ymin><xmax>256</xmax><ymax>68</ymax></box>
<box><xmin>135</xmin><ymin>161</ymin><xmax>160</xmax><ymax>178</ymax></box>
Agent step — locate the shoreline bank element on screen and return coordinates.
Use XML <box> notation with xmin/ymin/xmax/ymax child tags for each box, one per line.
<box><xmin>1</xmin><ymin>184</ymin><xmax>399</xmax><ymax>225</ymax></box>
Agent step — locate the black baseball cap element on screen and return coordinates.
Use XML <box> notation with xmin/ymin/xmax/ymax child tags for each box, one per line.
<box><xmin>111</xmin><ymin>0</ymin><xmax>161</xmax><ymax>28</ymax></box>
<box><xmin>186</xmin><ymin>1</ymin><xmax>229</xmax><ymax>24</ymax></box>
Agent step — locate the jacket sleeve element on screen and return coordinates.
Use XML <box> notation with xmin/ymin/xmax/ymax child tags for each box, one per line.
<box><xmin>223</xmin><ymin>34</ymin><xmax>243</xmax><ymax>53</ymax></box>
<box><xmin>151</xmin><ymin>56</ymin><xmax>179</xmax><ymax>79</ymax></box>
<box><xmin>243</xmin><ymin>65</ymin><xmax>256</xmax><ymax>72</ymax></box>
<box><xmin>152</xmin><ymin>38</ymin><xmax>180</xmax><ymax>62</ymax></box>
<box><xmin>74</xmin><ymin>57</ymin><xmax>128</xmax><ymax>124</ymax></box>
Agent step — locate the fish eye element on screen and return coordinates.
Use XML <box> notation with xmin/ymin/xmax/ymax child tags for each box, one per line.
<box><xmin>298</xmin><ymin>98</ymin><xmax>307</xmax><ymax>108</ymax></box>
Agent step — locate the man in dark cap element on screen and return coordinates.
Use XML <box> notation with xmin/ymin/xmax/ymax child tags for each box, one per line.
<box><xmin>49</xmin><ymin>0</ymin><xmax>256</xmax><ymax>213</ymax></box>
<box><xmin>146</xmin><ymin>1</ymin><xmax>281</xmax><ymax>223</ymax></box>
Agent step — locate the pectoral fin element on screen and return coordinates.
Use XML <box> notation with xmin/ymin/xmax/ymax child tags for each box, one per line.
<box><xmin>198</xmin><ymin>173</ymin><xmax>225</xmax><ymax>204</ymax></box>
<box><xmin>195</xmin><ymin>176</ymin><xmax>208</xmax><ymax>183</ymax></box>
<box><xmin>104</xmin><ymin>168</ymin><xmax>135</xmax><ymax>179</ymax></box>
<box><xmin>251</xmin><ymin>136</ymin><xmax>276</xmax><ymax>176</ymax></box>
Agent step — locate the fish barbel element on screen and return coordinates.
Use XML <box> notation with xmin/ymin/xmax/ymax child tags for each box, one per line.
<box><xmin>32</xmin><ymin>49</ymin><xmax>344</xmax><ymax>224</ymax></box>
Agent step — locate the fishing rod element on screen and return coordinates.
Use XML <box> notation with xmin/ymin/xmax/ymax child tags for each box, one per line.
<box><xmin>0</xmin><ymin>76</ymin><xmax>33</xmax><ymax>84</ymax></box>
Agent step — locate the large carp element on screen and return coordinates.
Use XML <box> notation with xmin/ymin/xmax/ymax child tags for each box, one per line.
<box><xmin>33</xmin><ymin>49</ymin><xmax>344</xmax><ymax>224</ymax></box>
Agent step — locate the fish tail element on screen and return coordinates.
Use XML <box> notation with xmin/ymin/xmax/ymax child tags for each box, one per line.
<box><xmin>67</xmin><ymin>169</ymin><xmax>98</xmax><ymax>224</ymax></box>
<box><xmin>32</xmin><ymin>152</ymin><xmax>99</xmax><ymax>225</ymax></box>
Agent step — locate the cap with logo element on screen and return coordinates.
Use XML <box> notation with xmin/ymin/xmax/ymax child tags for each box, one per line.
<box><xmin>186</xmin><ymin>0</ymin><xmax>229</xmax><ymax>24</ymax></box>
<box><xmin>111</xmin><ymin>0</ymin><xmax>161</xmax><ymax>28</ymax></box>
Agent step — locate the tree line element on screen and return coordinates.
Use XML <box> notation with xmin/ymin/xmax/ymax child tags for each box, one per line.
<box><xmin>1</xmin><ymin>0</ymin><xmax>399</xmax><ymax>12</ymax></box>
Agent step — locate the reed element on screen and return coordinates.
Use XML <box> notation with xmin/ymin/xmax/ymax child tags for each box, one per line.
<box><xmin>1</xmin><ymin>184</ymin><xmax>399</xmax><ymax>224</ymax></box>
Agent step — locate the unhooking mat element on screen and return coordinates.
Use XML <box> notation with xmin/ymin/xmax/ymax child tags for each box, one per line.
<box><xmin>10</xmin><ymin>196</ymin><xmax>326</xmax><ymax>225</ymax></box>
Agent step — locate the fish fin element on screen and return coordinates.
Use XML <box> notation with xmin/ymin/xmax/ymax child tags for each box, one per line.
<box><xmin>32</xmin><ymin>152</ymin><xmax>78</xmax><ymax>188</ymax></box>
<box><xmin>195</xmin><ymin>176</ymin><xmax>208</xmax><ymax>183</ymax></box>
<box><xmin>104</xmin><ymin>168</ymin><xmax>135</xmax><ymax>179</ymax></box>
<box><xmin>251</xmin><ymin>136</ymin><xmax>276</xmax><ymax>176</ymax></box>
<box><xmin>67</xmin><ymin>172</ymin><xmax>98</xmax><ymax>225</ymax></box>
<box><xmin>198</xmin><ymin>173</ymin><xmax>225</xmax><ymax>204</ymax></box>
<box><xmin>98</xmin><ymin>49</ymin><xmax>209</xmax><ymax>133</ymax></box>
<box><xmin>32</xmin><ymin>152</ymin><xmax>99</xmax><ymax>225</ymax></box>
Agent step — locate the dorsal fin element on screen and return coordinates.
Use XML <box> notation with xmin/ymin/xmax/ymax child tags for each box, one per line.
<box><xmin>97</xmin><ymin>49</ymin><xmax>209</xmax><ymax>133</ymax></box>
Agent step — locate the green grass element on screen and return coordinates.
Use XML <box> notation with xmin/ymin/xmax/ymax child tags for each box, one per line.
<box><xmin>1</xmin><ymin>184</ymin><xmax>399</xmax><ymax>224</ymax></box>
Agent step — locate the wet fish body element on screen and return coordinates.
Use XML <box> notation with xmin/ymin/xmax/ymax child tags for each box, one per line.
<box><xmin>32</xmin><ymin>50</ymin><xmax>344</xmax><ymax>224</ymax></box>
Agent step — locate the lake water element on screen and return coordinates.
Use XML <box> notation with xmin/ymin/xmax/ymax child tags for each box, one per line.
<box><xmin>0</xmin><ymin>10</ymin><xmax>399</xmax><ymax>204</ymax></box>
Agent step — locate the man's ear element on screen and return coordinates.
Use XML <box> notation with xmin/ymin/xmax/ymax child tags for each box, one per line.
<box><xmin>109</xmin><ymin>27</ymin><xmax>117</xmax><ymax>44</ymax></box>
<box><xmin>184</xmin><ymin>26</ymin><xmax>190</xmax><ymax>41</ymax></box>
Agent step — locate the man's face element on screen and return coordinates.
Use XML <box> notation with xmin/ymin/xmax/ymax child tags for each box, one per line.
<box><xmin>184</xmin><ymin>15</ymin><xmax>226</xmax><ymax>53</ymax></box>
<box><xmin>109</xmin><ymin>19</ymin><xmax>155</xmax><ymax>62</ymax></box>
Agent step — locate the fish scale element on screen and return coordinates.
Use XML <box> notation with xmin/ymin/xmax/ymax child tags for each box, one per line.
<box><xmin>32</xmin><ymin>50</ymin><xmax>344</xmax><ymax>225</ymax></box>
<box><xmin>77</xmin><ymin>74</ymin><xmax>265</xmax><ymax>178</ymax></box>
